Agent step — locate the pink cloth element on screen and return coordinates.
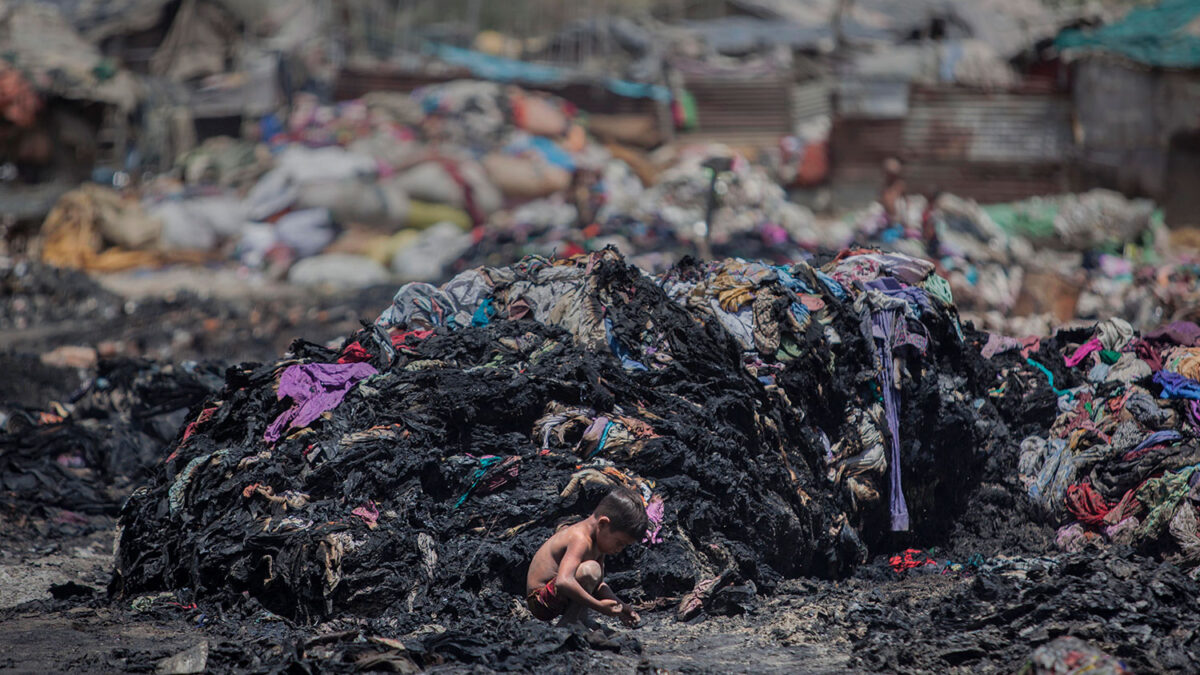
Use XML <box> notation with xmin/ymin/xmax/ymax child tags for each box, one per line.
<box><xmin>352</xmin><ymin>501</ymin><xmax>380</xmax><ymax>527</ymax></box>
<box><xmin>1065</xmin><ymin>337</ymin><xmax>1102</xmax><ymax>367</ymax></box>
<box><xmin>643</xmin><ymin>495</ymin><xmax>665</xmax><ymax>545</ymax></box>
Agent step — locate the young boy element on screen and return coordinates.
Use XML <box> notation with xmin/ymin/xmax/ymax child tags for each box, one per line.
<box><xmin>526</xmin><ymin>488</ymin><xmax>647</xmax><ymax>627</ymax></box>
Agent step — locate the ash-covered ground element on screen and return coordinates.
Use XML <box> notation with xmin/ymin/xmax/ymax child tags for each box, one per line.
<box><xmin>1</xmin><ymin>257</ymin><xmax>1192</xmax><ymax>674</ymax></box>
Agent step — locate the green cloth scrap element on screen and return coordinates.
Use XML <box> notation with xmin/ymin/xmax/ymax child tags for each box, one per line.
<box><xmin>1136</xmin><ymin>465</ymin><xmax>1199</xmax><ymax>538</ymax></box>
<box><xmin>455</xmin><ymin>456</ymin><xmax>505</xmax><ymax>508</ymax></box>
<box><xmin>921</xmin><ymin>273</ymin><xmax>954</xmax><ymax>306</ymax></box>
<box><xmin>1100</xmin><ymin>350</ymin><xmax>1122</xmax><ymax>365</ymax></box>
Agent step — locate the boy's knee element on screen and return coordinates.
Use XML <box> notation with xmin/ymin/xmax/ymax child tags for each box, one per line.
<box><xmin>575</xmin><ymin>561</ymin><xmax>602</xmax><ymax>591</ymax></box>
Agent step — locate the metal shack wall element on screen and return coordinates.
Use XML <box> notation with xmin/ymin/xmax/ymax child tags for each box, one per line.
<box><xmin>679</xmin><ymin>73</ymin><xmax>794</xmax><ymax>146</ymax></box>
<box><xmin>1072</xmin><ymin>58</ymin><xmax>1200</xmax><ymax>203</ymax></box>
<box><xmin>899</xmin><ymin>85</ymin><xmax>1072</xmax><ymax>203</ymax></box>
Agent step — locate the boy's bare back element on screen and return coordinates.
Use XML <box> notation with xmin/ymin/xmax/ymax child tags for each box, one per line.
<box><xmin>526</xmin><ymin>521</ymin><xmax>603</xmax><ymax>595</ymax></box>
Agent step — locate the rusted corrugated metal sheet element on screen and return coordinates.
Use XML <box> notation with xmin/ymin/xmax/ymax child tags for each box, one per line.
<box><xmin>791</xmin><ymin>78</ymin><xmax>831</xmax><ymax>127</ymax></box>
<box><xmin>1072</xmin><ymin>58</ymin><xmax>1200</xmax><ymax>199</ymax></box>
<box><xmin>898</xmin><ymin>86</ymin><xmax>1072</xmax><ymax>202</ymax></box>
<box><xmin>683</xmin><ymin>74</ymin><xmax>792</xmax><ymax>136</ymax></box>
<box><xmin>334</xmin><ymin>66</ymin><xmax>466</xmax><ymax>100</ymax></box>
<box><xmin>832</xmin><ymin>85</ymin><xmax>1073</xmax><ymax>204</ymax></box>
<box><xmin>832</xmin><ymin>119</ymin><xmax>904</xmax><ymax>165</ymax></box>
<box><xmin>836</xmin><ymin>79</ymin><xmax>909</xmax><ymax>118</ymax></box>
<box><xmin>903</xmin><ymin>87</ymin><xmax>1071</xmax><ymax>163</ymax></box>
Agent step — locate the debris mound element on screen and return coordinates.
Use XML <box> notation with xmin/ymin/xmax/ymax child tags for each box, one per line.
<box><xmin>112</xmin><ymin>248</ymin><xmax>1008</xmax><ymax>627</ymax></box>
<box><xmin>985</xmin><ymin>318</ymin><xmax>1200</xmax><ymax>575</ymax></box>
<box><xmin>0</xmin><ymin>358</ymin><xmax>224</xmax><ymax>538</ymax></box>
<box><xmin>846</xmin><ymin>549</ymin><xmax>1194</xmax><ymax>672</ymax></box>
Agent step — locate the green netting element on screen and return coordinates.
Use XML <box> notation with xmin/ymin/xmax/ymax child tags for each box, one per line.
<box><xmin>1056</xmin><ymin>0</ymin><xmax>1200</xmax><ymax>69</ymax></box>
<box><xmin>982</xmin><ymin>201</ymin><xmax>1059</xmax><ymax>239</ymax></box>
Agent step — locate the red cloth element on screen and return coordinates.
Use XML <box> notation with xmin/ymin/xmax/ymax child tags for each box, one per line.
<box><xmin>338</xmin><ymin>330</ymin><xmax>435</xmax><ymax>363</ymax></box>
<box><xmin>889</xmin><ymin>549</ymin><xmax>937</xmax><ymax>573</ymax></box>
<box><xmin>1129</xmin><ymin>338</ymin><xmax>1163</xmax><ymax>371</ymax></box>
<box><xmin>1103</xmin><ymin>488</ymin><xmax>1143</xmax><ymax>525</ymax></box>
<box><xmin>393</xmin><ymin>329</ymin><xmax>433</xmax><ymax>347</ymax></box>
<box><xmin>437</xmin><ymin>159</ymin><xmax>484</xmax><ymax>227</ymax></box>
<box><xmin>1065</xmin><ymin>482</ymin><xmax>1111</xmax><ymax>525</ymax></box>
<box><xmin>794</xmin><ymin>141</ymin><xmax>829</xmax><ymax>186</ymax></box>
<box><xmin>526</xmin><ymin>579</ymin><xmax>567</xmax><ymax>621</ymax></box>
<box><xmin>179</xmin><ymin>406</ymin><xmax>218</xmax><ymax>444</ymax></box>
<box><xmin>338</xmin><ymin>342</ymin><xmax>371</xmax><ymax>364</ymax></box>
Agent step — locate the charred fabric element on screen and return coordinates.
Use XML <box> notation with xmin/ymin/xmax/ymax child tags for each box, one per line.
<box><xmin>1</xmin><ymin>357</ymin><xmax>224</xmax><ymax>537</ymax></box>
<box><xmin>110</xmin><ymin>247</ymin><xmax>1006</xmax><ymax>625</ymax></box>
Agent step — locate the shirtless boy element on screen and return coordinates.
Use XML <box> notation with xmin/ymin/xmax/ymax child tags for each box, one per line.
<box><xmin>526</xmin><ymin>488</ymin><xmax>648</xmax><ymax>626</ymax></box>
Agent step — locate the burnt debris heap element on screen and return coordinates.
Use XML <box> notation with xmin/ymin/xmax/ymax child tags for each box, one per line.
<box><xmin>111</xmin><ymin>248</ymin><xmax>1003</xmax><ymax>624</ymax></box>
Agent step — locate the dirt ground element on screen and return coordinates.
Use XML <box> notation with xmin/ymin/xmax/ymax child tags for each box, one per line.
<box><xmin>0</xmin><ymin>526</ymin><xmax>894</xmax><ymax>673</ymax></box>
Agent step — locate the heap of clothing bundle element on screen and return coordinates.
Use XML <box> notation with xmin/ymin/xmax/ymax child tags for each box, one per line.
<box><xmin>988</xmin><ymin>317</ymin><xmax>1200</xmax><ymax>575</ymax></box>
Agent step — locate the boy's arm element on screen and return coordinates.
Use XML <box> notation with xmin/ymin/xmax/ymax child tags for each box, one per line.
<box><xmin>594</xmin><ymin>582</ymin><xmax>640</xmax><ymax>626</ymax></box>
<box><xmin>593</xmin><ymin>582</ymin><xmax>619</xmax><ymax>602</ymax></box>
<box><xmin>555</xmin><ymin>534</ymin><xmax>621</xmax><ymax>615</ymax></box>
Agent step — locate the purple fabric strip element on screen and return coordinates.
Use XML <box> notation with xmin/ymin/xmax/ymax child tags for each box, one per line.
<box><xmin>1155</xmin><ymin>370</ymin><xmax>1200</xmax><ymax>400</ymax></box>
<box><xmin>863</xmin><ymin>278</ymin><xmax>933</xmax><ymax>315</ymax></box>
<box><xmin>1145</xmin><ymin>321</ymin><xmax>1200</xmax><ymax>347</ymax></box>
<box><xmin>873</xmin><ymin>308</ymin><xmax>910</xmax><ymax>532</ymax></box>
<box><xmin>264</xmin><ymin>362</ymin><xmax>378</xmax><ymax>443</ymax></box>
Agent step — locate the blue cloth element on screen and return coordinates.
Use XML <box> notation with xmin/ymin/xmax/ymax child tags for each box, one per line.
<box><xmin>526</xmin><ymin>136</ymin><xmax>575</xmax><ymax>172</ymax></box>
<box><xmin>604</xmin><ymin>317</ymin><xmax>648</xmax><ymax>371</ymax></box>
<box><xmin>472</xmin><ymin>298</ymin><xmax>495</xmax><ymax>327</ymax></box>
<box><xmin>587</xmin><ymin>421</ymin><xmax>615</xmax><ymax>459</ymax></box>
<box><xmin>816</xmin><ymin>272</ymin><xmax>847</xmax><ymax>300</ymax></box>
<box><xmin>1130</xmin><ymin>430</ymin><xmax>1183</xmax><ymax>456</ymax></box>
<box><xmin>774</xmin><ymin>266</ymin><xmax>815</xmax><ymax>295</ymax></box>
<box><xmin>259</xmin><ymin>113</ymin><xmax>284</xmax><ymax>142</ymax></box>
<box><xmin>1155</xmin><ymin>371</ymin><xmax>1200</xmax><ymax>400</ymax></box>
<box><xmin>789</xmin><ymin>302</ymin><xmax>811</xmax><ymax>328</ymax></box>
<box><xmin>863</xmin><ymin>278</ymin><xmax>933</xmax><ymax>316</ymax></box>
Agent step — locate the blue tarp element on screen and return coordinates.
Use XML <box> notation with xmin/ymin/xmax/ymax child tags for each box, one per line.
<box><xmin>428</xmin><ymin>43</ymin><xmax>670</xmax><ymax>102</ymax></box>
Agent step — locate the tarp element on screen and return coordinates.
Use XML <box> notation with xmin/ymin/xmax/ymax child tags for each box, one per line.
<box><xmin>1056</xmin><ymin>0</ymin><xmax>1200</xmax><ymax>69</ymax></box>
<box><xmin>428</xmin><ymin>43</ymin><xmax>670</xmax><ymax>102</ymax></box>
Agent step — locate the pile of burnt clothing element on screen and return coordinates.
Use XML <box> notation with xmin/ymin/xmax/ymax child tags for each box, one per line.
<box><xmin>844</xmin><ymin>548</ymin><xmax>1194</xmax><ymax>672</ymax></box>
<box><xmin>452</xmin><ymin>149</ymin><xmax>821</xmax><ymax>279</ymax></box>
<box><xmin>112</xmin><ymin>248</ymin><xmax>1005</xmax><ymax>632</ymax></box>
<box><xmin>0</xmin><ymin>358</ymin><xmax>223</xmax><ymax>536</ymax></box>
<box><xmin>0</xmin><ymin>258</ymin><xmax>124</xmax><ymax>333</ymax></box>
<box><xmin>984</xmin><ymin>318</ymin><xmax>1200</xmax><ymax>574</ymax></box>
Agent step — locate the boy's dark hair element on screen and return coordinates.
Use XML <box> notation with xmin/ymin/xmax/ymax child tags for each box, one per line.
<box><xmin>594</xmin><ymin>488</ymin><xmax>648</xmax><ymax>538</ymax></box>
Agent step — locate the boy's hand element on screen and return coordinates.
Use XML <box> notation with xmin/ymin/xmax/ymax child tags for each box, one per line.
<box><xmin>619</xmin><ymin>606</ymin><xmax>640</xmax><ymax>627</ymax></box>
<box><xmin>598</xmin><ymin>599</ymin><xmax>622</xmax><ymax>616</ymax></box>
